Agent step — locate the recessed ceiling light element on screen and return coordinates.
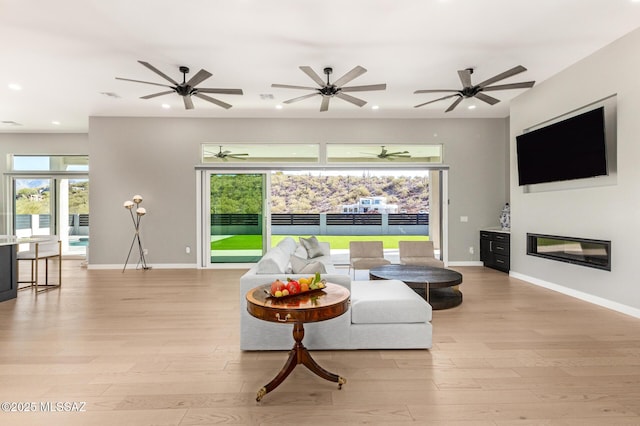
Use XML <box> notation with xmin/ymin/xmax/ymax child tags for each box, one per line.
<box><xmin>8</xmin><ymin>83</ymin><xmax>22</xmax><ymax>91</ymax></box>
<box><xmin>468</xmin><ymin>105</ymin><xmax>477</xmax><ymax>110</ymax></box>
<box><xmin>51</xmin><ymin>120</ymin><xmax>61</xmax><ymax>125</ymax></box>
<box><xmin>161</xmin><ymin>103</ymin><xmax>171</xmax><ymax>109</ymax></box>
<box><xmin>371</xmin><ymin>105</ymin><xmax>380</xmax><ymax>110</ymax></box>
<box><xmin>275</xmin><ymin>104</ymin><xmax>283</xmax><ymax>110</ymax></box>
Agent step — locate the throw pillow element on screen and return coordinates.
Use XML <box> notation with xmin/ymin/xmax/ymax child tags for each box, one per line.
<box><xmin>255</xmin><ymin>247</ymin><xmax>289</xmax><ymax>274</ymax></box>
<box><xmin>290</xmin><ymin>255</ymin><xmax>327</xmax><ymax>274</ymax></box>
<box><xmin>294</xmin><ymin>244</ymin><xmax>308</xmax><ymax>259</ymax></box>
<box><xmin>276</xmin><ymin>237</ymin><xmax>297</xmax><ymax>255</ymax></box>
<box><xmin>300</xmin><ymin>235</ymin><xmax>323</xmax><ymax>259</ymax></box>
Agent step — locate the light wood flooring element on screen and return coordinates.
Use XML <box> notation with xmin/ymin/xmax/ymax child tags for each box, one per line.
<box><xmin>1</xmin><ymin>261</ymin><xmax>639</xmax><ymax>425</ymax></box>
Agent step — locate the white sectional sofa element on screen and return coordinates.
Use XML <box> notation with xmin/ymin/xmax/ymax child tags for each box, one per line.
<box><xmin>239</xmin><ymin>237</ymin><xmax>432</xmax><ymax>351</ymax></box>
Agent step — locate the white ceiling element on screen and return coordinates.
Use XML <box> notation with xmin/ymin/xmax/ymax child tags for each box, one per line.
<box><xmin>2</xmin><ymin>0</ymin><xmax>640</xmax><ymax>133</ymax></box>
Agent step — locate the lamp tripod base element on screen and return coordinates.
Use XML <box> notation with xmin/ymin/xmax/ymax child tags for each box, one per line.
<box><xmin>122</xmin><ymin>233</ymin><xmax>150</xmax><ymax>272</ymax></box>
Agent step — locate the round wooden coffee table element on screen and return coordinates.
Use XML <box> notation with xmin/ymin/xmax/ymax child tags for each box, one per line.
<box><xmin>246</xmin><ymin>283</ymin><xmax>350</xmax><ymax>401</ymax></box>
<box><xmin>369</xmin><ymin>264</ymin><xmax>463</xmax><ymax>310</ymax></box>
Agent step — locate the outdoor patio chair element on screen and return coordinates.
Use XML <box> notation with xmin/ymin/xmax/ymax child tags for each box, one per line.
<box><xmin>17</xmin><ymin>235</ymin><xmax>62</xmax><ymax>293</ymax></box>
<box><xmin>348</xmin><ymin>241</ymin><xmax>391</xmax><ymax>277</ymax></box>
<box><xmin>399</xmin><ymin>240</ymin><xmax>444</xmax><ymax>268</ymax></box>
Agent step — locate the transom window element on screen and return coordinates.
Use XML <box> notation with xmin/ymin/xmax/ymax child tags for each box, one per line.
<box><xmin>200</xmin><ymin>143</ymin><xmax>442</xmax><ymax>164</ymax></box>
<box><xmin>10</xmin><ymin>155</ymin><xmax>89</xmax><ymax>172</ymax></box>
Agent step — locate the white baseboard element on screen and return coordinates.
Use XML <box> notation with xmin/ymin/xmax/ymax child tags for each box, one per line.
<box><xmin>88</xmin><ymin>263</ymin><xmax>199</xmax><ymax>270</ymax></box>
<box><xmin>447</xmin><ymin>261</ymin><xmax>484</xmax><ymax>267</ymax></box>
<box><xmin>510</xmin><ymin>271</ymin><xmax>640</xmax><ymax>319</ymax></box>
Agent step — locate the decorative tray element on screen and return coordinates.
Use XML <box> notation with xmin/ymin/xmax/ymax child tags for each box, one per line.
<box><xmin>263</xmin><ymin>286</ymin><xmax>326</xmax><ymax>300</ymax></box>
<box><xmin>263</xmin><ymin>274</ymin><xmax>327</xmax><ymax>299</ymax></box>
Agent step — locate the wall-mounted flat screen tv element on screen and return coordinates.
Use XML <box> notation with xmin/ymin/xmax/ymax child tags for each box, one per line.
<box><xmin>516</xmin><ymin>106</ymin><xmax>608</xmax><ymax>186</ymax></box>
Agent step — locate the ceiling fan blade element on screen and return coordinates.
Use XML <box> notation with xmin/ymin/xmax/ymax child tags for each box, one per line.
<box><xmin>283</xmin><ymin>93</ymin><xmax>319</xmax><ymax>104</ymax></box>
<box><xmin>299</xmin><ymin>66</ymin><xmax>326</xmax><ymax>87</ymax></box>
<box><xmin>320</xmin><ymin>96</ymin><xmax>330</xmax><ymax>112</ymax></box>
<box><xmin>474</xmin><ymin>92</ymin><xmax>500</xmax><ymax>105</ymax></box>
<box><xmin>445</xmin><ymin>96</ymin><xmax>464</xmax><ymax>112</ymax></box>
<box><xmin>197</xmin><ymin>88</ymin><xmax>244</xmax><ymax>95</ymax></box>
<box><xmin>271</xmin><ymin>84</ymin><xmax>319</xmax><ymax>91</ymax></box>
<box><xmin>333</xmin><ymin>66</ymin><xmax>367</xmax><ymax>87</ymax></box>
<box><xmin>414</xmin><ymin>89</ymin><xmax>460</xmax><ymax>94</ymax></box>
<box><xmin>186</xmin><ymin>69</ymin><xmax>213</xmax><ymax>88</ymax></box>
<box><xmin>138</xmin><ymin>60</ymin><xmax>179</xmax><ymax>85</ymax></box>
<box><xmin>482</xmin><ymin>81</ymin><xmax>535</xmax><ymax>91</ymax></box>
<box><xmin>414</xmin><ymin>94</ymin><xmax>459</xmax><ymax>108</ymax></box>
<box><xmin>194</xmin><ymin>93</ymin><xmax>232</xmax><ymax>109</ymax></box>
<box><xmin>476</xmin><ymin>65</ymin><xmax>527</xmax><ymax>88</ymax></box>
<box><xmin>340</xmin><ymin>83</ymin><xmax>386</xmax><ymax>92</ymax></box>
<box><xmin>336</xmin><ymin>92</ymin><xmax>367</xmax><ymax>107</ymax></box>
<box><xmin>183</xmin><ymin>96</ymin><xmax>194</xmax><ymax>110</ymax></box>
<box><xmin>458</xmin><ymin>69</ymin><xmax>473</xmax><ymax>88</ymax></box>
<box><xmin>140</xmin><ymin>90</ymin><xmax>174</xmax><ymax>99</ymax></box>
<box><xmin>229</xmin><ymin>154</ymin><xmax>249</xmax><ymax>159</ymax></box>
<box><xmin>115</xmin><ymin>77</ymin><xmax>173</xmax><ymax>88</ymax></box>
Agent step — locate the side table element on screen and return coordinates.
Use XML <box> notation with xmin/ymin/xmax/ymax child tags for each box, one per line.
<box><xmin>245</xmin><ymin>283</ymin><xmax>350</xmax><ymax>401</ymax></box>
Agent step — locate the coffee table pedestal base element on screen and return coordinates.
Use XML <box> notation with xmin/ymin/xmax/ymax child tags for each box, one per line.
<box><xmin>256</xmin><ymin>322</ymin><xmax>346</xmax><ymax>402</ymax></box>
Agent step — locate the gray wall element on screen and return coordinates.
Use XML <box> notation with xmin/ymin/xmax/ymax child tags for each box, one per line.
<box><xmin>0</xmin><ymin>133</ymin><xmax>88</xmax><ymax>234</ymax></box>
<box><xmin>510</xmin><ymin>28</ymin><xmax>640</xmax><ymax>312</ymax></box>
<box><xmin>88</xmin><ymin>117</ymin><xmax>508</xmax><ymax>266</ymax></box>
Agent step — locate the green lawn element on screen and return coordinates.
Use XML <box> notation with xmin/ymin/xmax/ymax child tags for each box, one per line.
<box><xmin>211</xmin><ymin>234</ymin><xmax>429</xmax><ymax>250</ymax></box>
<box><xmin>211</xmin><ymin>235</ymin><xmax>263</xmax><ymax>250</ymax></box>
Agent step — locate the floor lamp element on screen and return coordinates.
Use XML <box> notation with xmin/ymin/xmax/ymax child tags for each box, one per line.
<box><xmin>123</xmin><ymin>194</ymin><xmax>150</xmax><ymax>271</ymax></box>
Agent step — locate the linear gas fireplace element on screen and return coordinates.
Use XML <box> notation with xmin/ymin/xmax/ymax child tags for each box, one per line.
<box><xmin>527</xmin><ymin>233</ymin><xmax>611</xmax><ymax>271</ymax></box>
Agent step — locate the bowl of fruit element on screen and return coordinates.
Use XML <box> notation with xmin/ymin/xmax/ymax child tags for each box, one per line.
<box><xmin>267</xmin><ymin>272</ymin><xmax>327</xmax><ymax>298</ymax></box>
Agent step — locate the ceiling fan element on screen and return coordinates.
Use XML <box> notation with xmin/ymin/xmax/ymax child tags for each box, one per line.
<box><xmin>363</xmin><ymin>146</ymin><xmax>411</xmax><ymax>160</ymax></box>
<box><xmin>414</xmin><ymin>65</ymin><xmax>535</xmax><ymax>112</ymax></box>
<box><xmin>272</xmin><ymin>66</ymin><xmax>386</xmax><ymax>111</ymax></box>
<box><xmin>116</xmin><ymin>60</ymin><xmax>243</xmax><ymax>110</ymax></box>
<box><xmin>207</xmin><ymin>146</ymin><xmax>249</xmax><ymax>161</ymax></box>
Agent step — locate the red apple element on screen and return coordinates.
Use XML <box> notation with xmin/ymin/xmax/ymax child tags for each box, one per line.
<box><xmin>285</xmin><ymin>280</ymin><xmax>301</xmax><ymax>295</ymax></box>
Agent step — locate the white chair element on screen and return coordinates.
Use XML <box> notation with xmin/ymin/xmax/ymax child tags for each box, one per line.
<box><xmin>17</xmin><ymin>235</ymin><xmax>62</xmax><ymax>293</ymax></box>
<box><xmin>399</xmin><ymin>240</ymin><xmax>444</xmax><ymax>268</ymax></box>
<box><xmin>349</xmin><ymin>241</ymin><xmax>391</xmax><ymax>277</ymax></box>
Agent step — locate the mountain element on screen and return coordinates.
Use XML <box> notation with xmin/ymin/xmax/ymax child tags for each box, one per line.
<box><xmin>271</xmin><ymin>174</ymin><xmax>429</xmax><ymax>214</ymax></box>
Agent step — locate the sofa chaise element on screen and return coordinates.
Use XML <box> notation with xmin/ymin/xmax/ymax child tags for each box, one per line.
<box><xmin>239</xmin><ymin>237</ymin><xmax>432</xmax><ymax>350</ymax></box>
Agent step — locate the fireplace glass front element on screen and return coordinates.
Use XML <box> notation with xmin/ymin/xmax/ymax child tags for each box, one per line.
<box><xmin>526</xmin><ymin>233</ymin><xmax>611</xmax><ymax>271</ymax></box>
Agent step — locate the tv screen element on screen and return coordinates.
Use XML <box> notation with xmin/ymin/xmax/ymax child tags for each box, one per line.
<box><xmin>516</xmin><ymin>106</ymin><xmax>608</xmax><ymax>186</ymax></box>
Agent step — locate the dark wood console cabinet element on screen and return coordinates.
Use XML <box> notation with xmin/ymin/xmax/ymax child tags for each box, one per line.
<box><xmin>0</xmin><ymin>244</ymin><xmax>18</xmax><ymax>302</ymax></box>
<box><xmin>480</xmin><ymin>230</ymin><xmax>510</xmax><ymax>273</ymax></box>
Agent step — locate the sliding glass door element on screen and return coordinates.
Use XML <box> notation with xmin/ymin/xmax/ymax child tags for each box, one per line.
<box><xmin>208</xmin><ymin>173</ymin><xmax>268</xmax><ymax>263</ymax></box>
